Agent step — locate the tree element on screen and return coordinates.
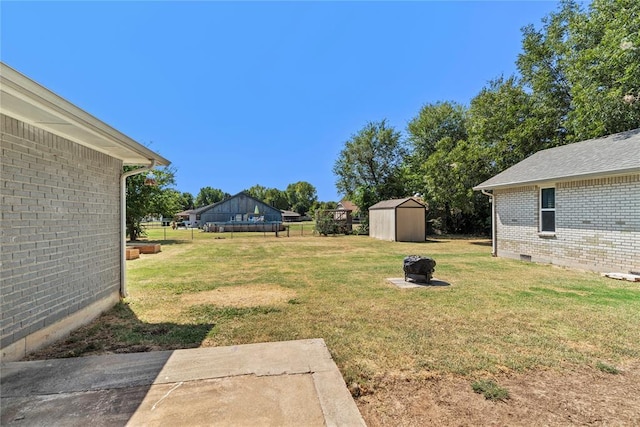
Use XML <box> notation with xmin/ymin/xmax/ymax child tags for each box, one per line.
<box><xmin>515</xmin><ymin>0</ymin><xmax>640</xmax><ymax>142</ymax></box>
<box><xmin>467</xmin><ymin>76</ymin><xmax>549</xmax><ymax>171</ymax></box>
<box><xmin>178</xmin><ymin>192</ymin><xmax>194</xmax><ymax>211</ymax></box>
<box><xmin>405</xmin><ymin>101</ymin><xmax>468</xmax><ymax>207</ymax></box>
<box><xmin>286</xmin><ymin>181</ymin><xmax>318</xmax><ymax>215</ymax></box>
<box><xmin>566</xmin><ymin>0</ymin><xmax>640</xmax><ymax>139</ymax></box>
<box><xmin>310</xmin><ymin>200</ymin><xmax>338</xmax><ymax>216</ymax></box>
<box><xmin>195</xmin><ymin>186</ymin><xmax>227</xmax><ymax>207</ymax></box>
<box><xmin>333</xmin><ymin>120</ymin><xmax>407</xmax><ymax>216</ymax></box>
<box><xmin>517</xmin><ymin>0</ymin><xmax>581</xmax><ymax>146</ymax></box>
<box><xmin>264</xmin><ymin>188</ymin><xmax>289</xmax><ymax>210</ymax></box>
<box><xmin>407</xmin><ymin>101</ymin><xmax>468</xmax><ymax>163</ymax></box>
<box><xmin>125</xmin><ymin>166</ymin><xmax>177</xmax><ymax>241</ymax></box>
<box><xmin>244</xmin><ymin>184</ymin><xmax>268</xmax><ymax>201</ymax></box>
<box><xmin>420</xmin><ymin>137</ymin><xmax>492</xmax><ymax>233</ymax></box>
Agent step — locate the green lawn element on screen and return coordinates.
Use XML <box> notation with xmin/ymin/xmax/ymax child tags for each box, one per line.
<box><xmin>33</xmin><ymin>229</ymin><xmax>640</xmax><ymax>392</ymax></box>
<box><xmin>119</xmin><ymin>229</ymin><xmax>640</xmax><ymax>388</ymax></box>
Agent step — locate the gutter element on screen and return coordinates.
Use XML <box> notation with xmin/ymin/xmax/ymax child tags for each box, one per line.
<box><xmin>120</xmin><ymin>160</ymin><xmax>156</xmax><ymax>298</ymax></box>
<box><xmin>481</xmin><ymin>189</ymin><xmax>497</xmax><ymax>257</ymax></box>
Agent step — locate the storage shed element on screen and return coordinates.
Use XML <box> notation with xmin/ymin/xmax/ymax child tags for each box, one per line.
<box><xmin>369</xmin><ymin>198</ymin><xmax>426</xmax><ymax>242</ymax></box>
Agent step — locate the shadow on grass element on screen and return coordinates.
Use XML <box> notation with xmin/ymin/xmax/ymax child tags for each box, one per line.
<box><xmin>129</xmin><ymin>239</ymin><xmax>191</xmax><ymax>246</ymax></box>
<box><xmin>469</xmin><ymin>240</ymin><xmax>492</xmax><ymax>247</ymax></box>
<box><xmin>25</xmin><ymin>302</ymin><xmax>213</xmax><ymax>360</ymax></box>
<box><xmin>414</xmin><ymin>279</ymin><xmax>450</xmax><ymax>287</ymax></box>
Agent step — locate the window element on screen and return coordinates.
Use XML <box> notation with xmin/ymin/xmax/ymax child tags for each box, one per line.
<box><xmin>540</xmin><ymin>187</ymin><xmax>555</xmax><ymax>232</ymax></box>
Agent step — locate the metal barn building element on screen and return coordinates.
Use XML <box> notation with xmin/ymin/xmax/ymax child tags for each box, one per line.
<box><xmin>369</xmin><ymin>198</ymin><xmax>426</xmax><ymax>242</ymax></box>
<box><xmin>199</xmin><ymin>192</ymin><xmax>284</xmax><ymax>232</ymax></box>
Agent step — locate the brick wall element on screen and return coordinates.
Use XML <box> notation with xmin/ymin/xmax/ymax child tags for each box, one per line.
<box><xmin>494</xmin><ymin>175</ymin><xmax>640</xmax><ymax>273</ymax></box>
<box><xmin>1</xmin><ymin>114</ymin><xmax>122</xmax><ymax>354</ymax></box>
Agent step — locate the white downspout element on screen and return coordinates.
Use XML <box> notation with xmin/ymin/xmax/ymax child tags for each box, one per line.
<box><xmin>120</xmin><ymin>160</ymin><xmax>156</xmax><ymax>298</ymax></box>
<box><xmin>481</xmin><ymin>189</ymin><xmax>497</xmax><ymax>257</ymax></box>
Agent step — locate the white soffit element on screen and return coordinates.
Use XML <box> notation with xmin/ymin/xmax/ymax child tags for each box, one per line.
<box><xmin>0</xmin><ymin>63</ymin><xmax>169</xmax><ymax>166</ymax></box>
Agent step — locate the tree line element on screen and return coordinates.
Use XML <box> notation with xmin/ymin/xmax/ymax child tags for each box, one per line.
<box><xmin>333</xmin><ymin>0</ymin><xmax>640</xmax><ymax>234</ymax></box>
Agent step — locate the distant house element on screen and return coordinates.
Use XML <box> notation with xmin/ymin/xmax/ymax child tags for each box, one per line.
<box><xmin>175</xmin><ymin>209</ymin><xmax>192</xmax><ymax>223</ymax></box>
<box><xmin>337</xmin><ymin>200</ymin><xmax>358</xmax><ymax>214</ymax></box>
<box><xmin>369</xmin><ymin>198</ymin><xmax>427</xmax><ymax>242</ymax></box>
<box><xmin>1</xmin><ymin>63</ymin><xmax>169</xmax><ymax>361</ymax></box>
<box><xmin>474</xmin><ymin>129</ymin><xmax>640</xmax><ymax>273</ymax></box>
<box><xmin>175</xmin><ymin>209</ymin><xmax>198</xmax><ymax>227</ymax></box>
<box><xmin>199</xmin><ymin>192</ymin><xmax>284</xmax><ymax>232</ymax></box>
<box><xmin>337</xmin><ymin>200</ymin><xmax>360</xmax><ymax>221</ymax></box>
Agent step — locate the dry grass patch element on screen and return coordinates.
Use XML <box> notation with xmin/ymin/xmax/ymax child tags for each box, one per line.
<box><xmin>180</xmin><ymin>284</ymin><xmax>297</xmax><ymax>308</ymax></box>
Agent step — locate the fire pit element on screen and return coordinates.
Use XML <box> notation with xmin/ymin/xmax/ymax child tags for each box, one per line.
<box><xmin>403</xmin><ymin>255</ymin><xmax>436</xmax><ymax>284</ymax></box>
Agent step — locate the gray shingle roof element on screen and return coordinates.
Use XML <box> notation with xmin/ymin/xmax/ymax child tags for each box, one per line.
<box><xmin>474</xmin><ymin>128</ymin><xmax>640</xmax><ymax>190</ymax></box>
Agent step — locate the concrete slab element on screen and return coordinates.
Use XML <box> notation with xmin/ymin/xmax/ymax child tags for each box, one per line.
<box><xmin>387</xmin><ymin>277</ymin><xmax>450</xmax><ymax>289</ymax></box>
<box><xmin>1</xmin><ymin>338</ymin><xmax>365</xmax><ymax>427</ymax></box>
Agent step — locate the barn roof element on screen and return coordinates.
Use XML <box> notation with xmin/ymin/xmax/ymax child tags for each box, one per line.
<box><xmin>195</xmin><ymin>192</ymin><xmax>280</xmax><ymax>215</ymax></box>
<box><xmin>369</xmin><ymin>197</ymin><xmax>426</xmax><ymax>210</ymax></box>
<box><xmin>474</xmin><ymin>128</ymin><xmax>640</xmax><ymax>191</ymax></box>
<box><xmin>192</xmin><ymin>203</ymin><xmax>218</xmax><ymax>215</ymax></box>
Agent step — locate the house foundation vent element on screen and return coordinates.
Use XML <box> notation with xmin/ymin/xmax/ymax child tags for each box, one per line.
<box><xmin>520</xmin><ymin>254</ymin><xmax>532</xmax><ymax>262</ymax></box>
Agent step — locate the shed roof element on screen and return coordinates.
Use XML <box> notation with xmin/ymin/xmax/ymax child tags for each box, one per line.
<box><xmin>474</xmin><ymin>128</ymin><xmax>640</xmax><ymax>190</ymax></box>
<box><xmin>0</xmin><ymin>62</ymin><xmax>169</xmax><ymax>166</ymax></box>
<box><xmin>369</xmin><ymin>197</ymin><xmax>425</xmax><ymax>210</ymax></box>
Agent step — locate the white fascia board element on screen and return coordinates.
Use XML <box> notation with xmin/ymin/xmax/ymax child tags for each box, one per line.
<box><xmin>0</xmin><ymin>62</ymin><xmax>170</xmax><ymax>166</ymax></box>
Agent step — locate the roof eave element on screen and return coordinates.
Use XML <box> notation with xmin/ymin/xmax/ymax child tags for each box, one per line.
<box><xmin>474</xmin><ymin>167</ymin><xmax>640</xmax><ymax>191</ymax></box>
<box><xmin>0</xmin><ymin>62</ymin><xmax>169</xmax><ymax>166</ymax></box>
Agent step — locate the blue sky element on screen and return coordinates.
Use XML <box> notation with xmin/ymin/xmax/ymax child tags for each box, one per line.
<box><xmin>2</xmin><ymin>1</ymin><xmax>563</xmax><ymax>202</ymax></box>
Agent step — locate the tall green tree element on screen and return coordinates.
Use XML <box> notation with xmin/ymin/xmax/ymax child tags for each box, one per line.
<box><xmin>405</xmin><ymin>102</ymin><xmax>492</xmax><ymax>233</ymax></box>
<box><xmin>125</xmin><ymin>166</ymin><xmax>177</xmax><ymax>241</ymax></box>
<box><xmin>264</xmin><ymin>188</ymin><xmax>289</xmax><ymax>210</ymax></box>
<box><xmin>517</xmin><ymin>0</ymin><xmax>581</xmax><ymax>146</ymax></box>
<box><xmin>405</xmin><ymin>101</ymin><xmax>468</xmax><ymax>203</ymax></box>
<box><xmin>195</xmin><ymin>186</ymin><xmax>227</xmax><ymax>207</ymax></box>
<box><xmin>178</xmin><ymin>192</ymin><xmax>194</xmax><ymax>211</ymax></box>
<box><xmin>421</xmin><ymin>138</ymin><xmax>492</xmax><ymax>233</ymax></box>
<box><xmin>566</xmin><ymin>0</ymin><xmax>640</xmax><ymax>139</ymax></box>
<box><xmin>467</xmin><ymin>76</ymin><xmax>548</xmax><ymax>170</ymax></box>
<box><xmin>333</xmin><ymin>120</ymin><xmax>407</xmax><ymax>216</ymax></box>
<box><xmin>286</xmin><ymin>181</ymin><xmax>318</xmax><ymax>215</ymax></box>
<box><xmin>407</xmin><ymin>101</ymin><xmax>468</xmax><ymax>163</ymax></box>
<box><xmin>516</xmin><ymin>0</ymin><xmax>640</xmax><ymax>142</ymax></box>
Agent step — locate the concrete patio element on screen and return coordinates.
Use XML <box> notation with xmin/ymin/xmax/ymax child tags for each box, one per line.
<box><xmin>1</xmin><ymin>338</ymin><xmax>365</xmax><ymax>426</ymax></box>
